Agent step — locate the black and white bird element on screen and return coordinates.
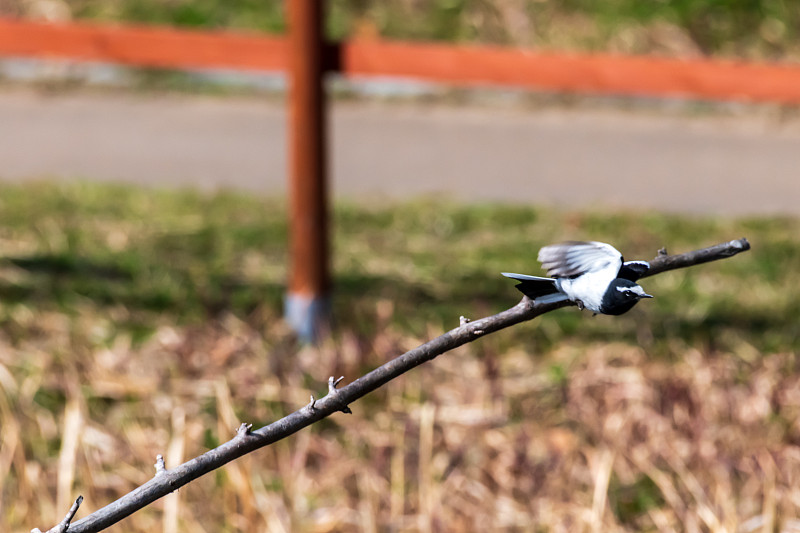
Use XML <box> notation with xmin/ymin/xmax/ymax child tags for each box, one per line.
<box><xmin>502</xmin><ymin>241</ymin><xmax>653</xmax><ymax>316</ymax></box>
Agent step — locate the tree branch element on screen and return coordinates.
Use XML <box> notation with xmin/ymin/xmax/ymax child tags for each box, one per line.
<box><xmin>642</xmin><ymin>238</ymin><xmax>751</xmax><ymax>278</ymax></box>
<box><xmin>38</xmin><ymin>238</ymin><xmax>750</xmax><ymax>533</ymax></box>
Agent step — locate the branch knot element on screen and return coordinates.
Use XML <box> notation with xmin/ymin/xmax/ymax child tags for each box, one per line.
<box><xmin>236</xmin><ymin>423</ymin><xmax>253</xmax><ymax>438</ymax></box>
<box><xmin>327</xmin><ymin>376</ymin><xmax>352</xmax><ymax>414</ymax></box>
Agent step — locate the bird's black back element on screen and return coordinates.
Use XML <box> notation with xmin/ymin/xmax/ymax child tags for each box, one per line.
<box><xmin>617</xmin><ymin>261</ymin><xmax>649</xmax><ymax>281</ymax></box>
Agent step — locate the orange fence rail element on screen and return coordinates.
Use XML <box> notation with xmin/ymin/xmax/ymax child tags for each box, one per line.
<box><xmin>2</xmin><ymin>17</ymin><xmax>800</xmax><ymax>104</ymax></box>
<box><xmin>0</xmin><ymin>18</ymin><xmax>288</xmax><ymax>71</ymax></box>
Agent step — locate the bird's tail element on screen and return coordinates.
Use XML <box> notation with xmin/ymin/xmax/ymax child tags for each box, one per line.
<box><xmin>501</xmin><ymin>273</ymin><xmax>568</xmax><ymax>303</ymax></box>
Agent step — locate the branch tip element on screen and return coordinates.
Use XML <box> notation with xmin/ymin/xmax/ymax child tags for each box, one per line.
<box><xmin>307</xmin><ymin>395</ymin><xmax>317</xmax><ymax>411</ymax></box>
<box><xmin>32</xmin><ymin>495</ymin><xmax>84</xmax><ymax>533</ymax></box>
<box><xmin>459</xmin><ymin>315</ymin><xmax>470</xmax><ymax>326</ymax></box>
<box><xmin>732</xmin><ymin>237</ymin><xmax>750</xmax><ymax>250</ymax></box>
<box><xmin>236</xmin><ymin>423</ymin><xmax>253</xmax><ymax>437</ymax></box>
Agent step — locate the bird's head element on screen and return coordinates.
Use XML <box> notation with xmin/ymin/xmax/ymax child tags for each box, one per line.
<box><xmin>602</xmin><ymin>279</ymin><xmax>654</xmax><ymax>315</ymax></box>
<box><xmin>615</xmin><ymin>279</ymin><xmax>654</xmax><ymax>301</ymax></box>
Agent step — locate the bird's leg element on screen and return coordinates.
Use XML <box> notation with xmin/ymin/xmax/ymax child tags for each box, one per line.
<box><xmin>575</xmin><ymin>300</ymin><xmax>585</xmax><ymax>311</ymax></box>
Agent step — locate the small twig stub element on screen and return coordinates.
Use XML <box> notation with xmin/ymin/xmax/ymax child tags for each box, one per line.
<box><xmin>328</xmin><ymin>376</ymin><xmax>345</xmax><ymax>392</ymax></box>
<box><xmin>154</xmin><ymin>454</ymin><xmax>167</xmax><ymax>476</ymax></box>
<box><xmin>307</xmin><ymin>395</ymin><xmax>317</xmax><ymax>411</ymax></box>
<box><xmin>327</xmin><ymin>376</ymin><xmax>352</xmax><ymax>414</ymax></box>
<box><xmin>236</xmin><ymin>423</ymin><xmax>253</xmax><ymax>437</ymax></box>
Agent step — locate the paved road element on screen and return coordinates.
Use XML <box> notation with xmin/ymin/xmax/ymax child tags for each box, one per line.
<box><xmin>2</xmin><ymin>87</ymin><xmax>799</xmax><ymax>215</ymax></box>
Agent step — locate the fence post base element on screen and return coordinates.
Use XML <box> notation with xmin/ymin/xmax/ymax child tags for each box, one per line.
<box><xmin>285</xmin><ymin>292</ymin><xmax>330</xmax><ymax>343</ymax></box>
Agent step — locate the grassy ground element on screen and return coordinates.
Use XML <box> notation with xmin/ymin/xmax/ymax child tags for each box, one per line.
<box><xmin>3</xmin><ymin>1</ymin><xmax>800</xmax><ymax>60</ymax></box>
<box><xmin>2</xmin><ymin>181</ymin><xmax>799</xmax><ymax>531</ymax></box>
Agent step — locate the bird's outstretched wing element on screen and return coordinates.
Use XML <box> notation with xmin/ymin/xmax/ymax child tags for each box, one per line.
<box><xmin>618</xmin><ymin>260</ymin><xmax>650</xmax><ymax>281</ymax></box>
<box><xmin>537</xmin><ymin>241</ymin><xmax>622</xmax><ymax>278</ymax></box>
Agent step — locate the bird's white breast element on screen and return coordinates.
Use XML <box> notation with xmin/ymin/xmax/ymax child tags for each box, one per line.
<box><xmin>555</xmin><ymin>263</ymin><xmax>619</xmax><ymax>313</ymax></box>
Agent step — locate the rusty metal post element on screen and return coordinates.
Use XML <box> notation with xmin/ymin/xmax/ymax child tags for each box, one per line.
<box><xmin>285</xmin><ymin>0</ymin><xmax>330</xmax><ymax>341</ymax></box>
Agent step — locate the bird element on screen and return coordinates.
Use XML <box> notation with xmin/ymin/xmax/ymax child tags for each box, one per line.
<box><xmin>502</xmin><ymin>241</ymin><xmax>653</xmax><ymax>316</ymax></box>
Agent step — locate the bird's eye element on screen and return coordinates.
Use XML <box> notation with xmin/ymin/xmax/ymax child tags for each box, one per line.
<box><xmin>624</xmin><ymin>290</ymin><xmax>635</xmax><ymax>297</ymax></box>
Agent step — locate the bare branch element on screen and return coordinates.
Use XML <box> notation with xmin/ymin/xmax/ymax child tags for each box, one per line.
<box><xmin>47</xmin><ymin>238</ymin><xmax>749</xmax><ymax>533</ymax></box>
<box><xmin>642</xmin><ymin>238</ymin><xmax>750</xmax><ymax>278</ymax></box>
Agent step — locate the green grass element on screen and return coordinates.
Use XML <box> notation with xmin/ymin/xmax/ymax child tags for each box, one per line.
<box><xmin>3</xmin><ymin>181</ymin><xmax>800</xmax><ymax>531</ymax></box>
<box><xmin>0</xmin><ymin>182</ymin><xmax>797</xmax><ymax>354</ymax></box>
<box><xmin>56</xmin><ymin>0</ymin><xmax>800</xmax><ymax>59</ymax></box>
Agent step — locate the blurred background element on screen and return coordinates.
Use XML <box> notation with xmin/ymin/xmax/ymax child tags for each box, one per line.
<box><xmin>1</xmin><ymin>1</ymin><xmax>800</xmax><ymax>532</ymax></box>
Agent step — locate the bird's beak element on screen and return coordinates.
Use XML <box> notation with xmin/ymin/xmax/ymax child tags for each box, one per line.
<box><xmin>640</xmin><ymin>293</ymin><xmax>654</xmax><ymax>299</ymax></box>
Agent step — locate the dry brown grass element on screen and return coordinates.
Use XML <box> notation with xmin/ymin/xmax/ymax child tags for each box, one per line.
<box><xmin>5</xmin><ymin>304</ymin><xmax>800</xmax><ymax>532</ymax></box>
<box><xmin>1</xmin><ymin>183</ymin><xmax>799</xmax><ymax>532</ymax></box>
